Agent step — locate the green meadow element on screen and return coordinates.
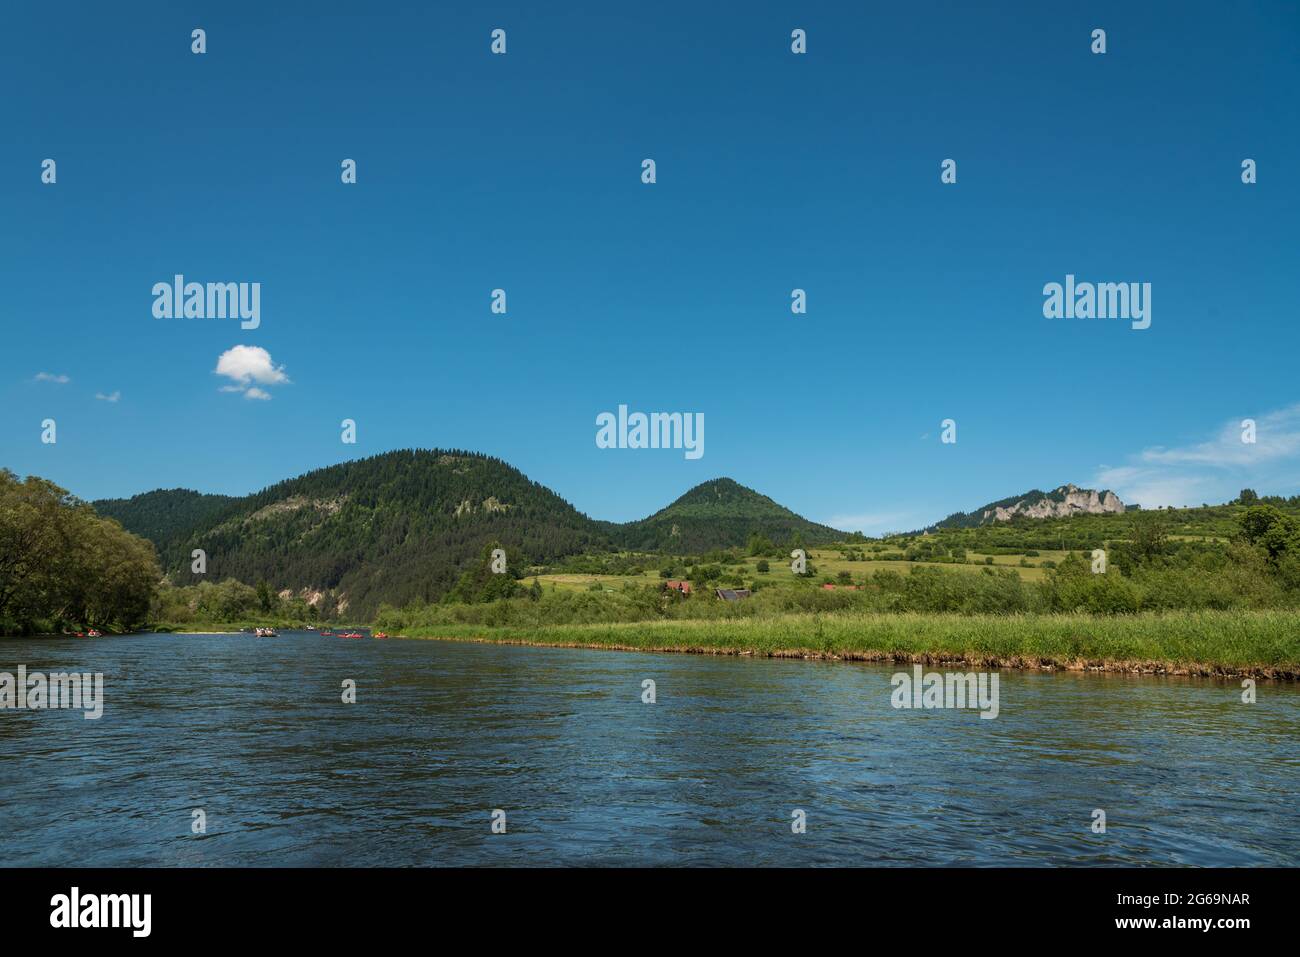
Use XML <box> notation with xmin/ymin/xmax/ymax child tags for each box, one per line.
<box><xmin>529</xmin><ymin>546</ymin><xmax>1058</xmax><ymax>592</ymax></box>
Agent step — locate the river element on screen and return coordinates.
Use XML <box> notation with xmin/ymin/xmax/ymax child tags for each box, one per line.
<box><xmin>1</xmin><ymin>631</ymin><xmax>1296</xmax><ymax>866</ymax></box>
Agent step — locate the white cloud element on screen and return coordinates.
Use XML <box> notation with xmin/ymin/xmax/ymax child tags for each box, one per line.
<box><xmin>1138</xmin><ymin>404</ymin><xmax>1300</xmax><ymax>468</ymax></box>
<box><xmin>34</xmin><ymin>372</ymin><xmax>70</xmax><ymax>384</ymax></box>
<box><xmin>214</xmin><ymin>345</ymin><xmax>289</xmax><ymax>399</ymax></box>
<box><xmin>1093</xmin><ymin>404</ymin><xmax>1300</xmax><ymax>508</ymax></box>
<box><xmin>1093</xmin><ymin>466</ymin><xmax>1214</xmax><ymax>509</ymax></box>
<box><xmin>95</xmin><ymin>391</ymin><xmax>121</xmax><ymax>403</ymax></box>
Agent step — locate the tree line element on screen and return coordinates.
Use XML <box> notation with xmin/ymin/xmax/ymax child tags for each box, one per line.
<box><xmin>1</xmin><ymin>469</ymin><xmax>159</xmax><ymax>634</ymax></box>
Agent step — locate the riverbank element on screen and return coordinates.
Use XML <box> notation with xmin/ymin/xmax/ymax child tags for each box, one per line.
<box><xmin>393</xmin><ymin>609</ymin><xmax>1300</xmax><ymax>679</ymax></box>
<box><xmin>149</xmin><ymin>620</ymin><xmax>369</xmax><ymax>634</ymax></box>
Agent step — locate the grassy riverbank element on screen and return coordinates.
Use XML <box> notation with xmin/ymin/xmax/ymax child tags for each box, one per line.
<box><xmin>393</xmin><ymin>609</ymin><xmax>1300</xmax><ymax>679</ymax></box>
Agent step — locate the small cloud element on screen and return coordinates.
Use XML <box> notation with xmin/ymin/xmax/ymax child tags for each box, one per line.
<box><xmin>34</xmin><ymin>372</ymin><xmax>70</xmax><ymax>384</ymax></box>
<box><xmin>95</xmin><ymin>391</ymin><xmax>121</xmax><ymax>403</ymax></box>
<box><xmin>1093</xmin><ymin>466</ymin><xmax>1212</xmax><ymax>509</ymax></box>
<box><xmin>215</xmin><ymin>345</ymin><xmax>289</xmax><ymax>399</ymax></box>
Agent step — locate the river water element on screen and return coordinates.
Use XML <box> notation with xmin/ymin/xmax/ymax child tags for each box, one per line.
<box><xmin>1</xmin><ymin>631</ymin><xmax>1296</xmax><ymax>866</ymax></box>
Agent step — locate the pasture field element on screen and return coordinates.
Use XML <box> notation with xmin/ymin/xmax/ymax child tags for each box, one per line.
<box><xmin>528</xmin><ymin>546</ymin><xmax>1060</xmax><ymax>592</ymax></box>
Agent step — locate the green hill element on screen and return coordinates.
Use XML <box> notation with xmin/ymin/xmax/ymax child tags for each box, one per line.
<box><xmin>97</xmin><ymin>450</ymin><xmax>610</xmax><ymax>619</ymax></box>
<box><xmin>613</xmin><ymin>477</ymin><xmax>843</xmax><ymax>552</ymax></box>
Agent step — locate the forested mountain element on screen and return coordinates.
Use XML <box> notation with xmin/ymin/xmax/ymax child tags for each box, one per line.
<box><xmin>612</xmin><ymin>478</ymin><xmax>843</xmax><ymax>552</ymax></box>
<box><xmin>93</xmin><ymin>488</ymin><xmax>237</xmax><ymax>553</ymax></box>
<box><xmin>97</xmin><ymin>450</ymin><xmax>611</xmax><ymax>618</ymax></box>
<box><xmin>91</xmin><ymin>457</ymin><xmax>844</xmax><ymax>617</ymax></box>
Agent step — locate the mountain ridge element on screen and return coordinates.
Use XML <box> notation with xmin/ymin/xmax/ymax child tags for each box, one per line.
<box><xmin>931</xmin><ymin>483</ymin><xmax>1127</xmax><ymax>530</ymax></box>
<box><xmin>93</xmin><ymin>455</ymin><xmax>1138</xmax><ymax>615</ymax></box>
<box><xmin>92</xmin><ymin>451</ymin><xmax>842</xmax><ymax>617</ymax></box>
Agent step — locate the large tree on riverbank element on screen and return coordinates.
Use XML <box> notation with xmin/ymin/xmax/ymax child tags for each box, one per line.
<box><xmin>0</xmin><ymin>469</ymin><xmax>160</xmax><ymax>634</ymax></box>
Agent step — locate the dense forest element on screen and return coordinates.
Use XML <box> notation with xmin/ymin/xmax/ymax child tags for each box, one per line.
<box><xmin>95</xmin><ymin>450</ymin><xmax>609</xmax><ymax>618</ymax></box>
<box><xmin>0</xmin><ymin>469</ymin><xmax>159</xmax><ymax>634</ymax></box>
<box><xmin>91</xmin><ymin>487</ymin><xmax>237</xmax><ymax>548</ymax></box>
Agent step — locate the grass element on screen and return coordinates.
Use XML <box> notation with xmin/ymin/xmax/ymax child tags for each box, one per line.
<box><xmin>530</xmin><ymin>548</ymin><xmax>1055</xmax><ymax>592</ymax></box>
<box><xmin>393</xmin><ymin>609</ymin><xmax>1300</xmax><ymax>679</ymax></box>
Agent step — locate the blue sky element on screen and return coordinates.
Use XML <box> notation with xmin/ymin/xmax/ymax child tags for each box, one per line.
<box><xmin>2</xmin><ymin>1</ymin><xmax>1297</xmax><ymax>533</ymax></box>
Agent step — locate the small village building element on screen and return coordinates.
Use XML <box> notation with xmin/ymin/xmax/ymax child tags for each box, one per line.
<box><xmin>715</xmin><ymin>588</ymin><xmax>752</xmax><ymax>601</ymax></box>
<box><xmin>665</xmin><ymin>580</ymin><xmax>692</xmax><ymax>594</ymax></box>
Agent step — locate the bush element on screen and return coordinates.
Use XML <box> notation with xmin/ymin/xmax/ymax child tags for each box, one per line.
<box><xmin>1042</xmin><ymin>554</ymin><xmax>1140</xmax><ymax>614</ymax></box>
<box><xmin>869</xmin><ymin>566</ymin><xmax>1035</xmax><ymax>615</ymax></box>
